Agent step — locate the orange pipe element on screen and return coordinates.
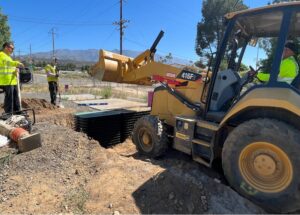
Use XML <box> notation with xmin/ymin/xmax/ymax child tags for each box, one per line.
<box><xmin>10</xmin><ymin>127</ymin><xmax>28</xmax><ymax>142</ymax></box>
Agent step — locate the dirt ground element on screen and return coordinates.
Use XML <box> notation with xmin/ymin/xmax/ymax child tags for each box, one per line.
<box><xmin>0</xmin><ymin>98</ymin><xmax>265</xmax><ymax>214</ymax></box>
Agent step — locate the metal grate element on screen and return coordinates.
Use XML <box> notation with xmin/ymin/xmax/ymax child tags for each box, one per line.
<box><xmin>74</xmin><ymin>109</ymin><xmax>150</xmax><ymax>147</ymax></box>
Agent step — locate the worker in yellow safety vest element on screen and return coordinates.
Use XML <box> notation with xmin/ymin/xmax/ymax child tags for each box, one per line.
<box><xmin>257</xmin><ymin>42</ymin><xmax>299</xmax><ymax>84</ymax></box>
<box><xmin>0</xmin><ymin>42</ymin><xmax>24</xmax><ymax>114</ymax></box>
<box><xmin>44</xmin><ymin>58</ymin><xmax>59</xmax><ymax>105</ymax></box>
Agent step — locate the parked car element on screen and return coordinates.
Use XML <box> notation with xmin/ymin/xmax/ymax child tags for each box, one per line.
<box><xmin>19</xmin><ymin>67</ymin><xmax>32</xmax><ymax>84</ymax></box>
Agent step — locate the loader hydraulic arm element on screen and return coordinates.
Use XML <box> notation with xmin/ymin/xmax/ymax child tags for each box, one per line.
<box><xmin>89</xmin><ymin>31</ymin><xmax>183</xmax><ymax>86</ymax></box>
<box><xmin>150</xmin><ymin>30</ymin><xmax>164</xmax><ymax>55</ymax></box>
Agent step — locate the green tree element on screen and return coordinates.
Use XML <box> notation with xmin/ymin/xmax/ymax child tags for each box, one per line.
<box><xmin>259</xmin><ymin>38</ymin><xmax>277</xmax><ymax>72</ymax></box>
<box><xmin>195</xmin><ymin>0</ymin><xmax>248</xmax><ymax>64</ymax></box>
<box><xmin>81</xmin><ymin>65</ymin><xmax>90</xmax><ymax>72</ymax></box>
<box><xmin>194</xmin><ymin>60</ymin><xmax>206</xmax><ymax>69</ymax></box>
<box><xmin>66</xmin><ymin>63</ymin><xmax>76</xmax><ymax>71</ymax></box>
<box><xmin>239</xmin><ymin>62</ymin><xmax>248</xmax><ymax>72</ymax></box>
<box><xmin>269</xmin><ymin>0</ymin><xmax>296</xmax><ymax>4</ymax></box>
<box><xmin>0</xmin><ymin>8</ymin><xmax>11</xmax><ymax>47</ymax></box>
<box><xmin>260</xmin><ymin>0</ymin><xmax>300</xmax><ymax>71</ymax></box>
<box><xmin>158</xmin><ymin>53</ymin><xmax>173</xmax><ymax>64</ymax></box>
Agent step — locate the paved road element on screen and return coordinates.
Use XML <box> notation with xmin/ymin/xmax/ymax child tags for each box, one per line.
<box><xmin>0</xmin><ymin>72</ymin><xmax>153</xmax><ymax>110</ymax></box>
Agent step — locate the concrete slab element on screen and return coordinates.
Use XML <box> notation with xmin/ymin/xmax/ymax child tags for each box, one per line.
<box><xmin>73</xmin><ymin>98</ymin><xmax>148</xmax><ymax>111</ymax></box>
<box><xmin>61</xmin><ymin>94</ymin><xmax>97</xmax><ymax>101</ymax></box>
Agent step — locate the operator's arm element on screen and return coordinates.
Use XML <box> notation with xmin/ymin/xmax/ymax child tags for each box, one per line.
<box><xmin>9</xmin><ymin>60</ymin><xmax>22</xmax><ymax>67</ymax></box>
<box><xmin>256</xmin><ymin>72</ymin><xmax>270</xmax><ymax>82</ymax></box>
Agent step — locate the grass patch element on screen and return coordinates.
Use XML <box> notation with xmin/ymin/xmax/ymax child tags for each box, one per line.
<box><xmin>141</xmin><ymin>94</ymin><xmax>148</xmax><ymax>102</ymax></box>
<box><xmin>110</xmin><ymin>90</ymin><xmax>128</xmax><ymax>99</ymax></box>
<box><xmin>63</xmin><ymin>186</ymin><xmax>89</xmax><ymax>213</ymax></box>
<box><xmin>21</xmin><ymin>83</ymin><xmax>149</xmax><ymax>100</ymax></box>
<box><xmin>100</xmin><ymin>86</ymin><xmax>112</xmax><ymax>99</ymax></box>
<box><xmin>22</xmin><ymin>85</ymin><xmax>48</xmax><ymax>93</ymax></box>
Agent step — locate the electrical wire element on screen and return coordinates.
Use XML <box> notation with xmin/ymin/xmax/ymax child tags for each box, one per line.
<box><xmin>103</xmin><ymin>29</ymin><xmax>117</xmax><ymax>44</ymax></box>
<box><xmin>12</xmin><ymin>0</ymin><xmax>77</xmax><ymax>36</ymax></box>
<box><xmin>54</xmin><ymin>1</ymin><xmax>119</xmax><ymax>49</ymax></box>
<box><xmin>124</xmin><ymin>37</ymin><xmax>198</xmax><ymax>62</ymax></box>
<box><xmin>11</xmin><ymin>0</ymin><xmax>119</xmax><ymax>55</ymax></box>
<box><xmin>9</xmin><ymin>17</ymin><xmax>111</xmax><ymax>26</ymax></box>
<box><xmin>9</xmin><ymin>0</ymin><xmax>118</xmax><ymax>27</ymax></box>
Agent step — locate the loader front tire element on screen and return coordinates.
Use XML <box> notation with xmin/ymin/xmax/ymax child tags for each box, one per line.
<box><xmin>132</xmin><ymin>115</ymin><xmax>169</xmax><ymax>158</ymax></box>
<box><xmin>222</xmin><ymin>118</ymin><xmax>300</xmax><ymax>213</ymax></box>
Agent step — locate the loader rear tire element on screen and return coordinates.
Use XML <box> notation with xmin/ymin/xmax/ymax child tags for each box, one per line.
<box><xmin>132</xmin><ymin>115</ymin><xmax>169</xmax><ymax>158</ymax></box>
<box><xmin>222</xmin><ymin>118</ymin><xmax>300</xmax><ymax>213</ymax></box>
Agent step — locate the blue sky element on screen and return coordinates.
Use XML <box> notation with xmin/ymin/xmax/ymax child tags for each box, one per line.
<box><xmin>1</xmin><ymin>0</ymin><xmax>269</xmax><ymax>62</ymax></box>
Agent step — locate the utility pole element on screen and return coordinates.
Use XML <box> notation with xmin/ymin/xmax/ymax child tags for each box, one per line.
<box><xmin>18</xmin><ymin>49</ymin><xmax>21</xmax><ymax>59</ymax></box>
<box><xmin>29</xmin><ymin>44</ymin><xmax>32</xmax><ymax>61</ymax></box>
<box><xmin>29</xmin><ymin>44</ymin><xmax>34</xmax><ymax>83</ymax></box>
<box><xmin>113</xmin><ymin>0</ymin><xmax>129</xmax><ymax>55</ymax></box>
<box><xmin>120</xmin><ymin>0</ymin><xmax>123</xmax><ymax>55</ymax></box>
<box><xmin>49</xmin><ymin>28</ymin><xmax>57</xmax><ymax>59</ymax></box>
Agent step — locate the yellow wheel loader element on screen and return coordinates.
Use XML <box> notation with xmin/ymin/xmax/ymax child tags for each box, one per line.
<box><xmin>90</xmin><ymin>2</ymin><xmax>300</xmax><ymax>213</ymax></box>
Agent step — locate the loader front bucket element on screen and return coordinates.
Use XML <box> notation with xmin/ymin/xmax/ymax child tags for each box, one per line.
<box><xmin>89</xmin><ymin>48</ymin><xmax>181</xmax><ymax>86</ymax></box>
<box><xmin>90</xmin><ymin>50</ymin><xmax>132</xmax><ymax>83</ymax></box>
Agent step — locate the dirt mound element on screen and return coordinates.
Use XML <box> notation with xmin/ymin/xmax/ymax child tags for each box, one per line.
<box><xmin>21</xmin><ymin>98</ymin><xmax>58</xmax><ymax>110</ymax></box>
<box><xmin>0</xmin><ymin>99</ymin><xmax>59</xmax><ymax>114</ymax></box>
<box><xmin>0</xmin><ymin>96</ymin><xmax>264</xmax><ymax>214</ymax></box>
<box><xmin>0</xmin><ymin>122</ymin><xmax>264</xmax><ymax>214</ymax></box>
<box><xmin>0</xmin><ymin>123</ymin><xmax>103</xmax><ymax>213</ymax></box>
<box><xmin>19</xmin><ymin>98</ymin><xmax>76</xmax><ymax>128</ymax></box>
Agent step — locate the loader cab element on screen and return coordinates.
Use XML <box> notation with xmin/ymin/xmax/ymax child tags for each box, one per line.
<box><xmin>204</xmin><ymin>4</ymin><xmax>300</xmax><ymax>123</ymax></box>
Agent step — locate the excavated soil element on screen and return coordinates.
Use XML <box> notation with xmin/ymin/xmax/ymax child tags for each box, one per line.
<box><xmin>22</xmin><ymin>98</ymin><xmax>58</xmax><ymax>111</ymax></box>
<box><xmin>0</xmin><ymin>99</ymin><xmax>265</xmax><ymax>214</ymax></box>
<box><xmin>22</xmin><ymin>98</ymin><xmax>76</xmax><ymax>128</ymax></box>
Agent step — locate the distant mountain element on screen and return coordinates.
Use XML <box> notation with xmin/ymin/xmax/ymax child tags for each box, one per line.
<box><xmin>25</xmin><ymin>49</ymin><xmax>194</xmax><ymax>66</ymax></box>
<box><xmin>29</xmin><ymin>49</ymin><xmax>99</xmax><ymax>62</ymax></box>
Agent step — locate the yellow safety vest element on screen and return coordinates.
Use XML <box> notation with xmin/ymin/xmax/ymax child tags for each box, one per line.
<box><xmin>0</xmin><ymin>51</ymin><xmax>20</xmax><ymax>86</ymax></box>
<box><xmin>257</xmin><ymin>56</ymin><xmax>299</xmax><ymax>84</ymax></box>
<box><xmin>45</xmin><ymin>64</ymin><xmax>58</xmax><ymax>82</ymax></box>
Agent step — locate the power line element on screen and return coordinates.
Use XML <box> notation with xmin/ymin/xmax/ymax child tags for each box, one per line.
<box><xmin>11</xmin><ymin>0</ymin><xmax>80</xmax><ymax>37</ymax></box>
<box><xmin>32</xmin><ymin>39</ymin><xmax>52</xmax><ymax>51</ymax></box>
<box><xmin>103</xmin><ymin>29</ymin><xmax>117</xmax><ymax>44</ymax></box>
<box><xmin>10</xmin><ymin>0</ymin><xmax>118</xmax><ymax>27</ymax></box>
<box><xmin>89</xmin><ymin>1</ymin><xmax>119</xmax><ymax>19</ymax></box>
<box><xmin>12</xmin><ymin>1</ymin><xmax>117</xmax><ymax>55</ymax></box>
<box><xmin>124</xmin><ymin>37</ymin><xmax>197</xmax><ymax>62</ymax></box>
<box><xmin>9</xmin><ymin>17</ymin><xmax>111</xmax><ymax>26</ymax></box>
<box><xmin>57</xmin><ymin>1</ymin><xmax>119</xmax><ymax>40</ymax></box>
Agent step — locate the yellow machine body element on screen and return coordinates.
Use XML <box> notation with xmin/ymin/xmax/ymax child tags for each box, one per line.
<box><xmin>151</xmin><ymin>84</ymin><xmax>205</xmax><ymax>126</ymax></box>
<box><xmin>90</xmin><ymin>48</ymin><xmax>206</xmax><ymax>127</ymax></box>
<box><xmin>221</xmin><ymin>87</ymin><xmax>300</xmax><ymax>126</ymax></box>
<box><xmin>89</xmin><ymin>3</ymin><xmax>300</xmax><ymax>213</ymax></box>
